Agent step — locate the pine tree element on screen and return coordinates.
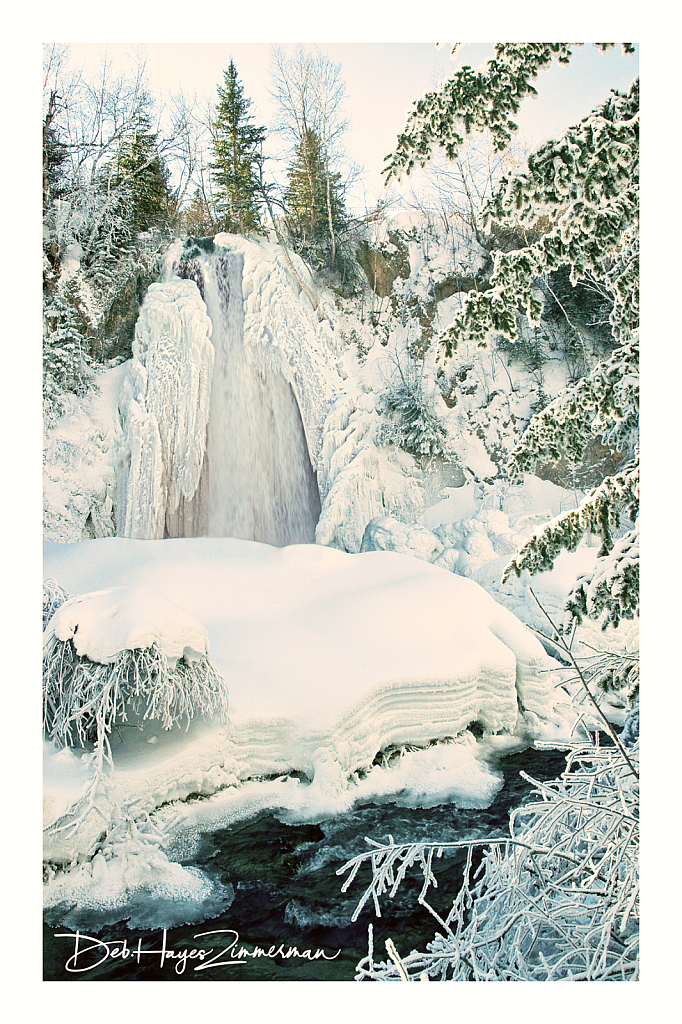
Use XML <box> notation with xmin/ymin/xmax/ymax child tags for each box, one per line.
<box><xmin>43</xmin><ymin>288</ymin><xmax>93</xmax><ymax>426</ymax></box>
<box><xmin>107</xmin><ymin>114</ymin><xmax>173</xmax><ymax>234</ymax></box>
<box><xmin>284</xmin><ymin>127</ymin><xmax>346</xmax><ymax>268</ymax></box>
<box><xmin>180</xmin><ymin>187</ymin><xmax>216</xmax><ymax>237</ymax></box>
<box><xmin>385</xmin><ymin>44</ymin><xmax>639</xmax><ymax>631</ymax></box>
<box><xmin>209</xmin><ymin>60</ymin><xmax>266</xmax><ymax>234</ymax></box>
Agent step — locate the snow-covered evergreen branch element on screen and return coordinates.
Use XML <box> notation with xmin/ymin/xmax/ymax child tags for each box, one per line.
<box><xmin>505</xmin><ymin>454</ymin><xmax>638</xmax><ymax>568</ymax></box>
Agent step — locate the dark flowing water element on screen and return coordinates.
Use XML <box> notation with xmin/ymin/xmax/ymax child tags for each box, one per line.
<box><xmin>43</xmin><ymin>747</ymin><xmax>568</xmax><ymax>982</ymax></box>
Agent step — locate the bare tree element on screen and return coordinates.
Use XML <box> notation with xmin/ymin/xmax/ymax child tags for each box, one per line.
<box><xmin>415</xmin><ymin>130</ymin><xmax>528</xmax><ymax>243</ymax></box>
<box><xmin>269</xmin><ymin>44</ymin><xmax>358</xmax><ymax>270</ymax></box>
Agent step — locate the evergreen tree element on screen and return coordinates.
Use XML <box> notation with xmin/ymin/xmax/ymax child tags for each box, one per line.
<box><xmin>107</xmin><ymin>114</ymin><xmax>173</xmax><ymax>233</ymax></box>
<box><xmin>284</xmin><ymin>127</ymin><xmax>346</xmax><ymax>266</ymax></box>
<box><xmin>209</xmin><ymin>60</ymin><xmax>266</xmax><ymax>234</ymax></box>
<box><xmin>180</xmin><ymin>187</ymin><xmax>216</xmax><ymax>237</ymax></box>
<box><xmin>43</xmin><ymin>89</ymin><xmax>69</xmax><ymax>214</ymax></box>
<box><xmin>43</xmin><ymin>288</ymin><xmax>93</xmax><ymax>426</ymax></box>
<box><xmin>385</xmin><ymin>43</ymin><xmax>638</xmax><ymax>631</ymax></box>
<box><xmin>270</xmin><ymin>45</ymin><xmax>355</xmax><ymax>275</ymax></box>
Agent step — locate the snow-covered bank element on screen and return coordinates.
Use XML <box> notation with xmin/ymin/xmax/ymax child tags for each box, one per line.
<box><xmin>44</xmin><ymin>537</ymin><xmax>564</xmax><ymax>762</ymax></box>
<box><xmin>43</xmin><ymin>536</ymin><xmax>575</xmax><ymax>922</ymax></box>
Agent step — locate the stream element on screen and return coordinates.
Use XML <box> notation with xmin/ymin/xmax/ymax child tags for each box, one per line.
<box><xmin>43</xmin><ymin>745</ymin><xmax>568</xmax><ymax>981</ymax></box>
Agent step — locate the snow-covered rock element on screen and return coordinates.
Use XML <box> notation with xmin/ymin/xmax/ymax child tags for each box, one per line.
<box><xmin>43</xmin><ymin>536</ymin><xmax>566</xmax><ymax>867</ymax></box>
<box><xmin>361</xmin><ymin>515</ymin><xmax>444</xmax><ymax>563</ymax></box>
<box><xmin>48</xmin><ymin>586</ymin><xmax>211</xmax><ymax>666</ymax></box>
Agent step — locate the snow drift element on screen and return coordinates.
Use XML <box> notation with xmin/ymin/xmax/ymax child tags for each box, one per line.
<box><xmin>43</xmin><ymin>536</ymin><xmax>566</xmax><ymax>868</ymax></box>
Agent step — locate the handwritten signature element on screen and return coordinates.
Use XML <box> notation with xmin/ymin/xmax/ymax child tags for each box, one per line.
<box><xmin>53</xmin><ymin>929</ymin><xmax>342</xmax><ymax>975</ymax></box>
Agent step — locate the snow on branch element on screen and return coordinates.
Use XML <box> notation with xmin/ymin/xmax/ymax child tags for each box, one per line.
<box><xmin>566</xmin><ymin>522</ymin><xmax>639</xmax><ymax>630</ymax></box>
<box><xmin>508</xmin><ymin>338</ymin><xmax>639</xmax><ymax>475</ymax></box>
<box><xmin>385</xmin><ymin>45</ymin><xmax>581</xmax><ymax>181</ymax></box>
<box><xmin>503</xmin><ymin>455</ymin><xmax>639</xmax><ymax>629</ymax></box>
<box><xmin>43</xmin><ymin>583</ymin><xmax>229</xmax><ymax>776</ymax></box>
<box><xmin>339</xmin><ymin>741</ymin><xmax>639</xmax><ymax>981</ymax></box>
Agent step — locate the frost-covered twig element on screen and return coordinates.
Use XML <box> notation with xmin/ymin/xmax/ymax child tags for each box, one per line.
<box><xmin>526</xmin><ymin>587</ymin><xmax>639</xmax><ymax>780</ymax></box>
<box><xmin>340</xmin><ymin>742</ymin><xmax>639</xmax><ymax>981</ymax></box>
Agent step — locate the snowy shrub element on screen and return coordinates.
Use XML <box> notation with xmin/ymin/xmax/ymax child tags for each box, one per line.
<box><xmin>339</xmin><ymin>738</ymin><xmax>639</xmax><ymax>982</ymax></box>
<box><xmin>43</xmin><ymin>635</ymin><xmax>228</xmax><ymax>756</ymax></box>
<box><xmin>43</xmin><ymin>578</ymin><xmax>70</xmax><ymax>631</ymax></box>
<box><xmin>43</xmin><ymin>585</ymin><xmax>229</xmax><ymax>770</ymax></box>
<box><xmin>377</xmin><ymin>355</ymin><xmax>449</xmax><ymax>460</ymax></box>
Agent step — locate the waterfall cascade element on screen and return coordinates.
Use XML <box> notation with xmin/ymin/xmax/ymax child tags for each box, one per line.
<box><xmin>118</xmin><ymin>244</ymin><xmax>323</xmax><ymax>544</ymax></box>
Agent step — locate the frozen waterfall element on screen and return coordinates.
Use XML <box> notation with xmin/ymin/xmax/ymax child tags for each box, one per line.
<box><xmin>118</xmin><ymin>247</ymin><xmax>321</xmax><ymax>544</ymax></box>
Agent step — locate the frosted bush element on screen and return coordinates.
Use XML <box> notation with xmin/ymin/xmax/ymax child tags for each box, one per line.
<box><xmin>377</xmin><ymin>356</ymin><xmax>449</xmax><ymax>460</ymax></box>
<box><xmin>43</xmin><ymin>636</ymin><xmax>228</xmax><ymax>753</ymax></box>
<box><xmin>43</xmin><ymin>581</ymin><xmax>229</xmax><ymax>770</ymax></box>
<box><xmin>43</xmin><ymin>578</ymin><xmax>70</xmax><ymax>630</ymax></box>
<box><xmin>339</xmin><ymin>736</ymin><xmax>639</xmax><ymax>981</ymax></box>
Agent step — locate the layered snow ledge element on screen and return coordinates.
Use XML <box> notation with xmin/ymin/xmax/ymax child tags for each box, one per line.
<box><xmin>43</xmin><ymin>537</ymin><xmax>567</xmax><ymax>856</ymax></box>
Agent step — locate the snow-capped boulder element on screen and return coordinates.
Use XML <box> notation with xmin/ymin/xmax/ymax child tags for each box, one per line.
<box><xmin>361</xmin><ymin>515</ymin><xmax>444</xmax><ymax>563</ymax></box>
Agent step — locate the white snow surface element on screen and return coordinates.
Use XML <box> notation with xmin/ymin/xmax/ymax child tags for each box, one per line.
<box><xmin>43</xmin><ymin>537</ymin><xmax>568</xmax><ymax>870</ymax></box>
<box><xmin>48</xmin><ymin>586</ymin><xmax>211</xmax><ymax>666</ymax></box>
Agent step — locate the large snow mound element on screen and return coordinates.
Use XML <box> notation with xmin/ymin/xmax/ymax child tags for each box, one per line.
<box><xmin>44</xmin><ymin>537</ymin><xmax>555</xmax><ymax>751</ymax></box>
<box><xmin>44</xmin><ymin>538</ymin><xmax>562</xmax><ymax>828</ymax></box>
<box><xmin>43</xmin><ymin>537</ymin><xmax>569</xmax><ymax>920</ymax></box>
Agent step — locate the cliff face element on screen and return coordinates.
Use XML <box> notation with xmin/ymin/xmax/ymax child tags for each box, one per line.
<box><xmin>356</xmin><ymin>230</ymin><xmax>411</xmax><ymax>298</ymax></box>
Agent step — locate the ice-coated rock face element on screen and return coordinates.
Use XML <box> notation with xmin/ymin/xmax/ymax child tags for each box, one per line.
<box><xmin>314</xmin><ymin>392</ymin><xmax>426</xmax><ymax>552</ymax></box>
<box><xmin>117</xmin><ymin>279</ymin><xmax>215</xmax><ymax>539</ymax></box>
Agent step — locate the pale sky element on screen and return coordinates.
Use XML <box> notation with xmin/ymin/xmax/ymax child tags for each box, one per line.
<box><xmin>62</xmin><ymin>41</ymin><xmax>639</xmax><ymax>213</ymax></box>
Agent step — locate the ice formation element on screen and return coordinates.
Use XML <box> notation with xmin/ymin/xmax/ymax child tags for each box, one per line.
<box><xmin>315</xmin><ymin>392</ymin><xmax>425</xmax><ymax>551</ymax></box>
<box><xmin>360</xmin><ymin>508</ymin><xmax>526</xmax><ymax>576</ymax></box>
<box><xmin>117</xmin><ymin>279</ymin><xmax>214</xmax><ymax>539</ymax></box>
<box><xmin>117</xmin><ymin>238</ymin><xmax>341</xmax><ymax>544</ymax></box>
<box><xmin>43</xmin><ymin>536</ymin><xmax>568</xmax><ymax>871</ymax></box>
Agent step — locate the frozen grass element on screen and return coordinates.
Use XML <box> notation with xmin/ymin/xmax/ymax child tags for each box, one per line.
<box><xmin>339</xmin><ymin>736</ymin><xmax>639</xmax><ymax>981</ymax></box>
